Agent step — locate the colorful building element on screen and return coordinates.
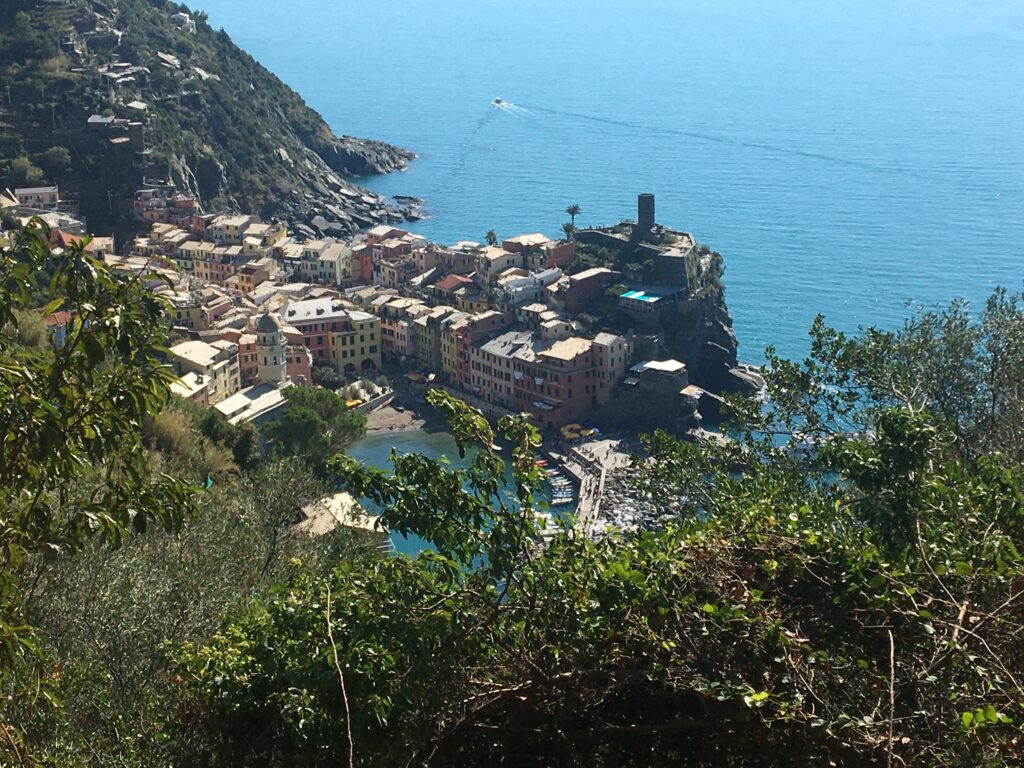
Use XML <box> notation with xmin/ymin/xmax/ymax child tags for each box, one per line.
<box><xmin>414</xmin><ymin>305</ymin><xmax>461</xmax><ymax>373</ymax></box>
<box><xmin>167</xmin><ymin>339</ymin><xmax>241</xmax><ymax>405</ymax></box>
<box><xmin>329</xmin><ymin>310</ymin><xmax>381</xmax><ymax>374</ymax></box>
<box><xmin>469</xmin><ymin>330</ymin><xmax>532</xmax><ymax>409</ymax></box>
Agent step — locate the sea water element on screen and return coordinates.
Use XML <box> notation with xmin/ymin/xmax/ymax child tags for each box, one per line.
<box><xmin>346</xmin><ymin>430</ymin><xmax>566</xmax><ymax>556</ymax></box>
<box><xmin>198</xmin><ymin>0</ymin><xmax>1024</xmax><ymax>361</ymax></box>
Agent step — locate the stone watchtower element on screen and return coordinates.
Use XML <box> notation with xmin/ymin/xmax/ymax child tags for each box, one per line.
<box><xmin>637</xmin><ymin>193</ymin><xmax>656</xmax><ymax>240</ymax></box>
<box><xmin>256</xmin><ymin>311</ymin><xmax>287</xmax><ymax>386</ymax></box>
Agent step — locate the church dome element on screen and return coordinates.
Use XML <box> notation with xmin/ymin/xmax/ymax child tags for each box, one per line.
<box><xmin>256</xmin><ymin>311</ymin><xmax>282</xmax><ymax>334</ymax></box>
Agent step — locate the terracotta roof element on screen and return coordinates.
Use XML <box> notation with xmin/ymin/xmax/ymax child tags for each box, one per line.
<box><xmin>436</xmin><ymin>274</ymin><xmax>472</xmax><ymax>292</ymax></box>
<box><xmin>50</xmin><ymin>230</ymin><xmax>86</xmax><ymax>250</ymax></box>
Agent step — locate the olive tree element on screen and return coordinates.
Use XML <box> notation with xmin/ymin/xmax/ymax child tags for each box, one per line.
<box><xmin>0</xmin><ymin>223</ymin><xmax>194</xmax><ymax>756</ymax></box>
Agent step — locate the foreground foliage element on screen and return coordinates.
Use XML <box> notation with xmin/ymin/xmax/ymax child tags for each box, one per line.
<box><xmin>176</xmin><ymin>299</ymin><xmax>1024</xmax><ymax>767</ymax></box>
<box><xmin>0</xmin><ymin>224</ymin><xmax>194</xmax><ymax>741</ymax></box>
<box><xmin>0</xmin><ymin>224</ymin><xmax>376</xmax><ymax>765</ymax></box>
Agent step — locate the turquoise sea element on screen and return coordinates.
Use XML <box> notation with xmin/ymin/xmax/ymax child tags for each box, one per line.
<box><xmin>346</xmin><ymin>429</ymin><xmax>566</xmax><ymax>556</ymax></box>
<box><xmin>345</xmin><ymin>430</ymin><xmax>455</xmax><ymax>556</ymax></box>
<box><xmin>199</xmin><ymin>0</ymin><xmax>1024</xmax><ymax>361</ymax></box>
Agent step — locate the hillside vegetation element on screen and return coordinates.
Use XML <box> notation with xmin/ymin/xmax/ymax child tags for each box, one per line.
<box><xmin>0</xmin><ymin>0</ymin><xmax>413</xmax><ymax>233</ymax></box>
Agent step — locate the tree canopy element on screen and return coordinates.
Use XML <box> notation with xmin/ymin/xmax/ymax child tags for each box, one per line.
<box><xmin>0</xmin><ymin>222</ymin><xmax>194</xmax><ymax>752</ymax></box>
<box><xmin>262</xmin><ymin>386</ymin><xmax>367</xmax><ymax>472</ymax></box>
<box><xmin>173</xmin><ymin>297</ymin><xmax>1024</xmax><ymax>767</ymax></box>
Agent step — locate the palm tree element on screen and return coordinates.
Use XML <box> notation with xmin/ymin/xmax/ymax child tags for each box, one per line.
<box><xmin>485</xmin><ymin>229</ymin><xmax>498</xmax><ymax>246</ymax></box>
<box><xmin>565</xmin><ymin>203</ymin><xmax>581</xmax><ymax>227</ymax></box>
<box><xmin>561</xmin><ymin>222</ymin><xmax>577</xmax><ymax>241</ymax></box>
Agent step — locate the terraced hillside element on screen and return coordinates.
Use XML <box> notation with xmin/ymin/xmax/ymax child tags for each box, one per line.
<box><xmin>0</xmin><ymin>0</ymin><xmax>414</xmax><ymax>234</ymax></box>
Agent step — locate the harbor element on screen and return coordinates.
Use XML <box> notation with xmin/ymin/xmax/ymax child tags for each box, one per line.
<box><xmin>347</xmin><ymin>374</ymin><xmax>664</xmax><ymax>552</ymax></box>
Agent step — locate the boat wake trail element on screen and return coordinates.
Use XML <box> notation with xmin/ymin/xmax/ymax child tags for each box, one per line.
<box><xmin>492</xmin><ymin>98</ymin><xmax>534</xmax><ymax>117</ymax></box>
<box><xmin>514</xmin><ymin>101</ymin><xmax>926</xmax><ymax>179</ymax></box>
<box><xmin>467</xmin><ymin>107</ymin><xmax>497</xmax><ymax>139</ymax></box>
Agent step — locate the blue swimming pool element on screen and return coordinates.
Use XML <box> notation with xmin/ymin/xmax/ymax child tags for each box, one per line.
<box><xmin>622</xmin><ymin>290</ymin><xmax>662</xmax><ymax>303</ymax></box>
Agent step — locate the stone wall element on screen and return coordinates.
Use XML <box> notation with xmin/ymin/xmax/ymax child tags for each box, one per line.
<box><xmin>591</xmin><ymin>380</ymin><xmax>699</xmax><ymax>434</ymax></box>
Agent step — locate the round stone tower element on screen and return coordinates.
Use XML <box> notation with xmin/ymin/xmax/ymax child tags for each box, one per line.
<box><xmin>256</xmin><ymin>310</ymin><xmax>287</xmax><ymax>386</ymax></box>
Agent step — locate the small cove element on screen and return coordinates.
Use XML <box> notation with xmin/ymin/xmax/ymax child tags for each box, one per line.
<box><xmin>345</xmin><ymin>429</ymin><xmax>571</xmax><ymax>556</ymax></box>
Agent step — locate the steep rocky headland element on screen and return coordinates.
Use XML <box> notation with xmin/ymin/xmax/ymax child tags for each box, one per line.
<box><xmin>572</xmin><ymin>203</ymin><xmax>760</xmax><ymax>402</ymax></box>
<box><xmin>0</xmin><ymin>0</ymin><xmax>413</xmax><ymax>234</ymax></box>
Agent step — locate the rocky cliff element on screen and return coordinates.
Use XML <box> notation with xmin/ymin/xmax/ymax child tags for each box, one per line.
<box><xmin>660</xmin><ymin>293</ymin><xmax>758</xmax><ymax>395</ymax></box>
<box><xmin>0</xmin><ymin>0</ymin><xmax>414</xmax><ymax>234</ymax></box>
<box><xmin>574</xmin><ymin>230</ymin><xmax>759</xmax><ymax>399</ymax></box>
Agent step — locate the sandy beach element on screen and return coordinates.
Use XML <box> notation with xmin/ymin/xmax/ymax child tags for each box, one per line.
<box><xmin>366</xmin><ymin>405</ymin><xmax>427</xmax><ymax>434</ymax></box>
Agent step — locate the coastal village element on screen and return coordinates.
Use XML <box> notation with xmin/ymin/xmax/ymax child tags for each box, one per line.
<box><xmin>1</xmin><ymin>181</ymin><xmax>756</xmax><ymax>535</ymax></box>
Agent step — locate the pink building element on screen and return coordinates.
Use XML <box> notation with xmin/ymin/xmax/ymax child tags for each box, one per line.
<box><xmin>286</xmin><ymin>345</ymin><xmax>312</xmax><ymax>386</ymax></box>
<box><xmin>377</xmin><ymin>298</ymin><xmax>427</xmax><ymax>363</ymax></box>
<box><xmin>451</xmin><ymin>311</ymin><xmax>512</xmax><ymax>388</ymax></box>
<box><xmin>281</xmin><ymin>297</ymin><xmax>367</xmax><ymax>365</ymax></box>
<box><xmin>221</xmin><ymin>326</ymin><xmax>311</xmax><ymax>388</ymax></box>
<box><xmin>502</xmin><ymin>233</ymin><xmax>576</xmax><ymax>271</ymax></box>
<box><xmin>352</xmin><ymin>244</ymin><xmax>374</xmax><ymax>282</ymax></box>
<box><xmin>412</xmin><ymin>247</ymin><xmax>439</xmax><ymax>274</ymax></box>
<box><xmin>133</xmin><ymin>187</ymin><xmax>197</xmax><ymax>227</ymax></box>
<box><xmin>190</xmin><ymin>213</ymin><xmax>217</xmax><ymax>240</ymax></box>
<box><xmin>511</xmin><ymin>335</ymin><xmax>624</xmax><ymax>429</ymax></box>
<box><xmin>468</xmin><ymin>330</ymin><xmax>531</xmax><ymax>409</ymax></box>
<box><xmin>365</xmin><ymin>225</ymin><xmax>407</xmax><ymax>245</ymax></box>
<box><xmin>233</xmin><ymin>332</ymin><xmax>260</xmax><ymax>386</ymax></box>
<box><xmin>550</xmin><ymin>267</ymin><xmax>620</xmax><ymax>314</ymax></box>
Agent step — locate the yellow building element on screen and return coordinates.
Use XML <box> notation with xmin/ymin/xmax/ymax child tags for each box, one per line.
<box><xmin>476</xmin><ymin>245</ymin><xmax>523</xmax><ymax>284</ymax></box>
<box><xmin>440</xmin><ymin>316</ymin><xmax>466</xmax><ymax>382</ymax></box>
<box><xmin>329</xmin><ymin>310</ymin><xmax>382</xmax><ymax>374</ymax></box>
<box><xmin>454</xmin><ymin>288</ymin><xmax>489</xmax><ymax>314</ymax></box>
<box><xmin>414</xmin><ymin>305</ymin><xmax>461</xmax><ymax>373</ymax></box>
